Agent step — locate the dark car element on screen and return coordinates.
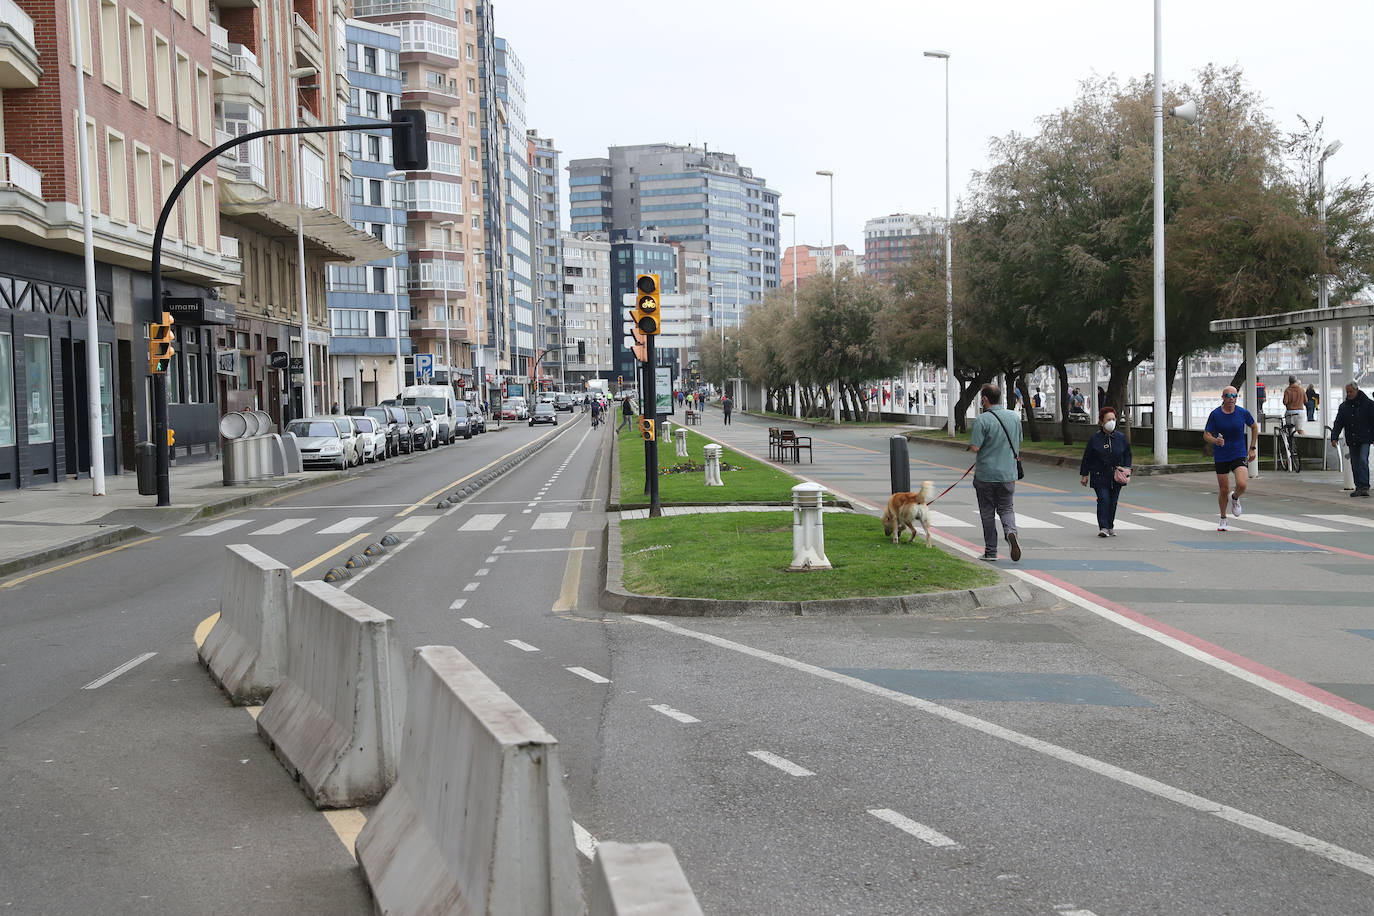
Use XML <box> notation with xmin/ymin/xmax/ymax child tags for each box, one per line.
<box><xmin>404</xmin><ymin>407</ymin><xmax>432</xmax><ymax>450</ymax></box>
<box><xmin>349</xmin><ymin>405</ymin><xmax>402</xmax><ymax>457</ymax></box>
<box><xmin>384</xmin><ymin>406</ymin><xmax>414</xmax><ymax>453</ymax></box>
<box><xmin>529</xmin><ymin>402</ymin><xmax>558</xmax><ymax>426</ymax></box>
<box><xmin>468</xmin><ymin>404</ymin><xmax>487</xmax><ymax>434</ymax></box>
<box><xmin>554</xmin><ymin>393</ymin><xmax>573</xmax><ymax>412</ymax></box>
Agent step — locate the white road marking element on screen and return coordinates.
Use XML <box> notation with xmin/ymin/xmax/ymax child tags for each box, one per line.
<box><xmin>250</xmin><ymin>518</ymin><xmax>312</xmax><ymax>536</ymax></box>
<box><xmin>463</xmin><ymin>582</ymin><xmax>480</xmax><ymax>592</ymax></box>
<box><xmin>83</xmin><ymin>653</ymin><xmax>157</xmax><ymax>690</ymax></box>
<box><xmin>485</xmin><ymin>555</ymin><xmax>498</xmax><ymax>564</ymax></box>
<box><xmin>449</xmin><ymin>599</ymin><xmax>467</xmax><ymax>610</ymax></box>
<box><xmin>1053</xmin><ymin>512</ymin><xmax>1152</xmax><ymax>530</ymax></box>
<box><xmin>650</xmin><ymin>704</ymin><xmax>700</xmax><ymax>724</ymax></box>
<box><xmin>522</xmin><ymin>509</ymin><xmax>533</xmax><ymax>514</ymax></box>
<box><xmin>631</xmin><ymin>615</ymin><xmax>1374</xmax><ymax>879</ymax></box>
<box><xmin>475</xmin><ymin>568</ymin><xmax>489</xmax><ymax>577</ymax></box>
<box><xmin>1009</xmin><ymin>513</ymin><xmax>1062</xmax><ymax>529</ymax></box>
<box><xmin>567</xmin><ymin>666</ymin><xmax>610</xmax><ymax>684</ymax></box>
<box><xmin>502</xmin><ymin>535</ymin><xmax>514</xmax><ymax>542</ymax></box>
<box><xmin>317</xmin><ymin>516</ymin><xmax>375</xmax><ymax>535</ymax></box>
<box><xmin>460</xmin><ymin>617</ymin><xmax>487</xmax><ymax>628</ymax></box>
<box><xmin>459</xmin><ymin>514</ymin><xmax>505</xmax><ymax>531</ymax></box>
<box><xmin>505</xmin><ymin>639</ymin><xmax>539</xmax><ymax>652</ymax></box>
<box><xmin>387</xmin><ymin>516</ymin><xmax>436</xmax><ymax>533</ymax></box>
<box><xmin>1055</xmin><ymin>910</ymin><xmax>1101</xmax><ymax>916</ymax></box>
<box><xmin>1136</xmin><ymin>512</ymin><xmax>1228</xmax><ymax>531</ymax></box>
<box><xmin>868</xmin><ymin>808</ymin><xmax>961</xmax><ymax>848</ymax></box>
<box><xmin>572</xmin><ymin>821</ymin><xmax>597</xmax><ymax>860</ymax></box>
<box><xmin>495</xmin><ymin>545</ymin><xmax>596</xmax><ymax>554</ymax></box>
<box><xmin>1305</xmin><ymin>514</ymin><xmax>1374</xmax><ymax>529</ymax></box>
<box><xmin>183</xmin><ymin>519</ymin><xmax>251</xmax><ymax>537</ymax></box>
<box><xmin>1234</xmin><ymin>513</ymin><xmax>1338</xmax><ymax>533</ymax></box>
<box><xmin>928</xmin><ymin>510</ymin><xmax>974</xmax><ymax>529</ymax></box>
<box><xmin>748</xmin><ymin>750</ymin><xmax>815</xmax><ymax>777</ymax></box>
<box><xmin>533</xmin><ymin>512</ymin><xmax>572</xmax><ymax>530</ymax></box>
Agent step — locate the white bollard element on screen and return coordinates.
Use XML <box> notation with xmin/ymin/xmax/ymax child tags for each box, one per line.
<box><xmin>789</xmin><ymin>482</ymin><xmax>832</xmax><ymax>570</ymax></box>
<box><xmin>674</xmin><ymin>426</ymin><xmax>688</xmax><ymax>458</ymax></box>
<box><xmin>703</xmin><ymin>444</ymin><xmax>723</xmax><ymax>486</ymax></box>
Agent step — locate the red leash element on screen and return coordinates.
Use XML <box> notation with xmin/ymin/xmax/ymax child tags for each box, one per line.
<box><xmin>927</xmin><ymin>463</ymin><xmax>975</xmax><ymax>504</ymax></box>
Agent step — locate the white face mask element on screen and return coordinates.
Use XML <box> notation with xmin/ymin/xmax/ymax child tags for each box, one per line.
<box><xmin>1103</xmin><ymin>419</ymin><xmax>1117</xmax><ymax>433</ymax></box>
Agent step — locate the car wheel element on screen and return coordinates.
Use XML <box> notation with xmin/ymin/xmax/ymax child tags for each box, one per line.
<box><xmin>464</xmin><ymin>430</ymin><xmax>472</xmax><ymax>439</ymax></box>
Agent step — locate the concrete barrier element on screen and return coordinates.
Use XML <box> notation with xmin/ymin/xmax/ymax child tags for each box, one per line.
<box><xmin>256</xmin><ymin>580</ymin><xmax>404</xmax><ymax>808</ymax></box>
<box><xmin>199</xmin><ymin>544</ymin><xmax>291</xmax><ymax>705</ymax></box>
<box><xmin>590</xmin><ymin>842</ymin><xmax>703</xmax><ymax>916</ymax></box>
<box><xmin>356</xmin><ymin>645</ymin><xmax>581</xmax><ymax>915</ymax></box>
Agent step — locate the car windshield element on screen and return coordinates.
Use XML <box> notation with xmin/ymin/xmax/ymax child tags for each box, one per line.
<box><xmin>454</xmin><ymin>402</ymin><xmax>469</xmax><ymax>416</ymax></box>
<box><xmin>333</xmin><ymin>419</ymin><xmax>352</xmax><ymax>434</ymax></box>
<box><xmin>354</xmin><ymin>418</ymin><xmax>375</xmax><ymax>433</ymax></box>
<box><xmin>535</xmin><ymin>403</ymin><xmax>554</xmax><ymax>415</ymax></box>
<box><xmin>287</xmin><ymin>421</ymin><xmax>339</xmax><ymax>438</ymax></box>
<box><xmin>405</xmin><ymin>410</ymin><xmax>425</xmax><ymax>423</ymax></box>
<box><xmin>365</xmin><ymin>408</ymin><xmax>390</xmax><ymax>424</ymax></box>
<box><xmin>403</xmin><ymin>396</ymin><xmax>449</xmax><ymax>414</ymax></box>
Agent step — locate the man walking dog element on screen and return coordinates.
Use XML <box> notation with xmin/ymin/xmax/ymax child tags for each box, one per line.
<box><xmin>968</xmin><ymin>383</ymin><xmax>1022</xmax><ymax>562</ymax></box>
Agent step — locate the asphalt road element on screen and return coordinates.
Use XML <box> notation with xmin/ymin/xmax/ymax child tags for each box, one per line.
<box><xmin>3</xmin><ymin>407</ymin><xmax>1373</xmax><ymax>914</ymax></box>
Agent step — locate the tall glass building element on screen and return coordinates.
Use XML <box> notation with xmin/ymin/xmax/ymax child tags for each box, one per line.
<box><xmin>491</xmin><ymin>36</ymin><xmax>533</xmax><ymax>376</ymax></box>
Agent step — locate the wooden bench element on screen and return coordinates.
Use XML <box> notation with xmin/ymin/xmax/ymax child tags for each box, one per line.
<box><xmin>684</xmin><ymin>408</ymin><xmax>701</xmax><ymax>426</ymax></box>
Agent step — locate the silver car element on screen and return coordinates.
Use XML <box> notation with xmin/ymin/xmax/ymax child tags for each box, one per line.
<box><xmin>351</xmin><ymin>415</ymin><xmax>387</xmax><ymax>462</ymax></box>
<box><xmin>286</xmin><ymin>417</ymin><xmax>359</xmax><ymax>471</ymax></box>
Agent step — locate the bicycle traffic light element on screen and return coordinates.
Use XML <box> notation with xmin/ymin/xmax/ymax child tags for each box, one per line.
<box><xmin>148</xmin><ymin>311</ymin><xmax>175</xmax><ymax>374</ymax></box>
<box><xmin>632</xmin><ymin>273</ymin><xmax>661</xmax><ymax>335</ymax></box>
<box><xmin>638</xmin><ymin>415</ymin><xmax>655</xmax><ymax>441</ymax></box>
<box><xmin>390</xmin><ymin>109</ymin><xmax>429</xmax><ymax>171</ymax></box>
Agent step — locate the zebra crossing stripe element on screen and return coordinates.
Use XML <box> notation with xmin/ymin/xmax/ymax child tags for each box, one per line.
<box><xmin>459</xmin><ymin>514</ymin><xmax>505</xmax><ymax>531</ymax></box>
<box><xmin>250</xmin><ymin>518</ymin><xmax>313</xmax><ymax>536</ymax></box>
<box><xmin>317</xmin><ymin>516</ymin><xmax>376</xmax><ymax>534</ymax></box>
<box><xmin>184</xmin><ymin>519</ymin><xmax>252</xmax><ymax>537</ymax></box>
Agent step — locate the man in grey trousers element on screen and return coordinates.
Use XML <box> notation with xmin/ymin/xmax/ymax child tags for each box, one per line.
<box><xmin>968</xmin><ymin>383</ymin><xmax>1022</xmax><ymax>562</ymax></box>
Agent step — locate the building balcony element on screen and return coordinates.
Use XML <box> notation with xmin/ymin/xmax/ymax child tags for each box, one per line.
<box><xmin>0</xmin><ymin>0</ymin><xmax>41</xmax><ymax>88</ymax></box>
<box><xmin>2</xmin><ymin>152</ymin><xmax>42</xmax><ymax>198</ymax></box>
<box><xmin>355</xmin><ymin>0</ymin><xmax>455</xmax><ymax>18</ymax></box>
<box><xmin>294</xmin><ymin>13</ymin><xmax>324</xmax><ymax>71</ymax></box>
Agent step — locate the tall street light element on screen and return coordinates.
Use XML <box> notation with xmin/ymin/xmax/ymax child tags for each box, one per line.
<box><xmin>386</xmin><ymin>169</ymin><xmax>408</xmax><ymax>397</ymax></box>
<box><xmin>781</xmin><ymin>210</ymin><xmax>800</xmax><ymax>419</ymax></box>
<box><xmin>1318</xmin><ymin>140</ymin><xmax>1342</xmax><ymax>440</ymax></box>
<box><xmin>289</xmin><ymin>64</ymin><xmax>318</xmax><ymax>417</ymax></box>
<box><xmin>439</xmin><ymin>219</ymin><xmax>455</xmax><ymax>387</ymax></box>
<box><xmin>816</xmin><ymin>169</ymin><xmax>840</xmax><ymax>423</ymax></box>
<box><xmin>923</xmin><ymin>49</ymin><xmax>955</xmax><ymax>438</ymax></box>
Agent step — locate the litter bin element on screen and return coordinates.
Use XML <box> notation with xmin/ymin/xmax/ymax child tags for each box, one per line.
<box><xmin>136</xmin><ymin>441</ymin><xmax>157</xmax><ymax>495</ymax></box>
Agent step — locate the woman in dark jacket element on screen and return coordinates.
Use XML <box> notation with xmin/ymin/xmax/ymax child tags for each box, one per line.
<box><xmin>1079</xmin><ymin>406</ymin><xmax>1133</xmax><ymax>537</ymax></box>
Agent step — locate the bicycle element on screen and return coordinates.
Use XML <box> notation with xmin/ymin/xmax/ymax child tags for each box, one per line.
<box><xmin>1274</xmin><ymin>418</ymin><xmax>1301</xmax><ymax>473</ymax></box>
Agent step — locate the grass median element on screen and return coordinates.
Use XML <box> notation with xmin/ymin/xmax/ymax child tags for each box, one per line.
<box><xmin>621</xmin><ymin>510</ymin><xmax>999</xmax><ymax>601</ymax></box>
<box><xmin>616</xmin><ymin>423</ymin><xmax>810</xmax><ymax>506</ymax></box>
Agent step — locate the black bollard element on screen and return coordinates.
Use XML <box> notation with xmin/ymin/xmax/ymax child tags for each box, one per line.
<box><xmin>889</xmin><ymin>435</ymin><xmax>911</xmax><ymax>494</ymax></box>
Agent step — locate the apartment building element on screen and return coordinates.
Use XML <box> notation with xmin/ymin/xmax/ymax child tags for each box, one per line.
<box><xmin>1</xmin><ymin>0</ymin><xmax>241</xmax><ymax>488</ymax></box>
<box><xmin>355</xmin><ymin>0</ymin><xmax>488</xmax><ymax>400</ymax></box>
<box><xmin>491</xmin><ymin>34</ymin><xmax>531</xmax><ymax>376</ymax></box>
<box><xmin>780</xmin><ymin>243</ymin><xmax>858</xmax><ymax>287</ymax></box>
<box><xmin>528</xmin><ymin>130</ymin><xmax>562</xmax><ymax>388</ymax></box>
<box><xmin>862</xmin><ymin>212</ymin><xmax>942</xmax><ymax>283</ymax></box>
<box><xmin>559</xmin><ymin>230</ymin><xmax>608</xmax><ymax>390</ymax></box>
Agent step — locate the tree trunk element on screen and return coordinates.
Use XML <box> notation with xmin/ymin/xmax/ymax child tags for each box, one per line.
<box><xmin>1056</xmin><ymin>363</ymin><xmax>1073</xmax><ymax>444</ymax></box>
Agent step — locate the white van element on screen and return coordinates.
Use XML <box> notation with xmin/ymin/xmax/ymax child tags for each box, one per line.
<box><xmin>401</xmin><ymin>384</ymin><xmax>461</xmax><ymax>444</ymax></box>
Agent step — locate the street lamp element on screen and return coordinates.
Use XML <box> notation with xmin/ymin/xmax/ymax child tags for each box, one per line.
<box><xmin>386</xmin><ymin>169</ymin><xmax>408</xmax><ymax>398</ymax></box>
<box><xmin>816</xmin><ymin>169</ymin><xmax>840</xmax><ymax>423</ymax></box>
<box><xmin>290</xmin><ymin>65</ymin><xmax>318</xmax><ymax>417</ymax></box>
<box><xmin>781</xmin><ymin>210</ymin><xmax>800</xmax><ymax>419</ymax></box>
<box><xmin>923</xmin><ymin>49</ymin><xmax>955</xmax><ymax>438</ymax></box>
<box><xmin>372</xmin><ymin>359</ymin><xmax>378</xmax><ymax>403</ymax></box>
<box><xmin>1318</xmin><ymin>140</ymin><xmax>1342</xmax><ymax>440</ymax></box>
<box><xmin>440</xmin><ymin>219</ymin><xmax>455</xmax><ymax>387</ymax></box>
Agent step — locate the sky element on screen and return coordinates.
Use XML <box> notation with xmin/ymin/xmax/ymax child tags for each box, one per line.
<box><xmin>496</xmin><ymin>0</ymin><xmax>1373</xmax><ymax>253</ymax></box>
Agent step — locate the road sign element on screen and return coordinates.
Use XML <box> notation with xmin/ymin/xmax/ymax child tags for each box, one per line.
<box><xmin>415</xmin><ymin>353</ymin><xmax>433</xmax><ymax>379</ymax></box>
<box><xmin>267</xmin><ymin>350</ymin><xmax>289</xmax><ymax>370</ymax></box>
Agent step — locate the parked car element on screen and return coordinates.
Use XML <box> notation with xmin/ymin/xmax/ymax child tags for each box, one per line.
<box><xmin>364</xmin><ymin>406</ymin><xmax>401</xmax><ymax>456</ymax></box>
<box><xmin>529</xmin><ymin>402</ymin><xmax>558</xmax><ymax>426</ymax></box>
<box><xmin>351</xmin><ymin>415</ymin><xmax>387</xmax><ymax>462</ymax></box>
<box><xmin>384</xmin><ymin>406</ymin><xmax>414</xmax><ymax>453</ymax></box>
<box><xmin>505</xmin><ymin>396</ymin><xmax>528</xmax><ymax>420</ymax></box>
<box><xmin>404</xmin><ymin>407</ymin><xmax>433</xmax><ymax>450</ymax></box>
<box><xmin>417</xmin><ymin>405</ymin><xmax>440</xmax><ymax>446</ymax></box>
<box><xmin>332</xmin><ymin>416</ymin><xmax>364</xmax><ymax>467</ymax></box>
<box><xmin>554</xmin><ymin>393</ymin><xmax>573</xmax><ymax>412</ymax></box>
<box><xmin>450</xmin><ymin>400</ymin><xmax>474</xmax><ymax>439</ymax></box>
<box><xmin>468</xmin><ymin>404</ymin><xmax>487</xmax><ymax>434</ymax></box>
<box><xmin>286</xmin><ymin>417</ymin><xmax>358</xmax><ymax>470</ymax></box>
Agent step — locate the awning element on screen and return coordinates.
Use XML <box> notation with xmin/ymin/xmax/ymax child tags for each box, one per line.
<box><xmin>1209</xmin><ymin>301</ymin><xmax>1374</xmax><ymax>334</ymax></box>
<box><xmin>219</xmin><ymin>199</ymin><xmax>395</xmax><ymax>266</ymax></box>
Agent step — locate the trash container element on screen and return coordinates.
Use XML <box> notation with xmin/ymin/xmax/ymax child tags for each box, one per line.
<box><xmin>136</xmin><ymin>441</ymin><xmax>157</xmax><ymax>495</ymax></box>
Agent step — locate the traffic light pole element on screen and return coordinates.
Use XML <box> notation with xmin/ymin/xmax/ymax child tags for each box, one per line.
<box><xmin>644</xmin><ymin>333</ymin><xmax>660</xmax><ymax>518</ymax></box>
<box><xmin>149</xmin><ymin>117</ymin><xmax>422</xmax><ymax>506</ymax></box>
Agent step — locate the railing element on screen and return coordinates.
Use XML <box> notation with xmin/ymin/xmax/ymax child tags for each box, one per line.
<box><xmin>209</xmin><ymin>22</ymin><xmax>229</xmax><ymax>53</ymax></box>
<box><xmin>293</xmin><ymin>12</ymin><xmax>321</xmax><ymax>56</ymax></box>
<box><xmin>353</xmin><ymin>0</ymin><xmax>454</xmax><ymax>17</ymax></box>
<box><xmin>3</xmin><ymin>153</ymin><xmax>42</xmax><ymax>197</ymax></box>
<box><xmin>220</xmin><ymin>235</ymin><xmax>240</xmax><ymax>258</ymax></box>
<box><xmin>229</xmin><ymin>44</ymin><xmax>262</xmax><ymax>82</ymax></box>
<box><xmin>298</xmin><ymin>106</ymin><xmax>322</xmax><ymax>128</ymax></box>
<box><xmin>0</xmin><ymin>0</ymin><xmax>36</xmax><ymax>48</ymax></box>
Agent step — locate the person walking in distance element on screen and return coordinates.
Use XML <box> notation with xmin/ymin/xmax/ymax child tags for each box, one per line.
<box><xmin>968</xmin><ymin>383</ymin><xmax>1022</xmax><ymax>562</ymax></box>
<box><xmin>1281</xmin><ymin>376</ymin><xmax>1307</xmax><ymax>433</ymax></box>
<box><xmin>1203</xmin><ymin>386</ymin><xmax>1258</xmax><ymax>531</ymax></box>
<box><xmin>1079</xmin><ymin>406</ymin><xmax>1133</xmax><ymax>537</ymax></box>
<box><xmin>1330</xmin><ymin>382</ymin><xmax>1374</xmax><ymax>497</ymax></box>
<box><xmin>722</xmin><ymin>392</ymin><xmax>734</xmax><ymax>425</ymax></box>
<box><xmin>615</xmin><ymin>395</ymin><xmax>634</xmax><ymax>432</ymax></box>
<box><xmin>1305</xmin><ymin>382</ymin><xmax>1318</xmax><ymax>423</ymax></box>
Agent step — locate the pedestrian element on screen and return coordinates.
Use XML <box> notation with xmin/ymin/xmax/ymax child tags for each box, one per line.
<box><xmin>722</xmin><ymin>393</ymin><xmax>733</xmax><ymax>425</ymax></box>
<box><xmin>1079</xmin><ymin>406</ymin><xmax>1133</xmax><ymax>537</ymax></box>
<box><xmin>1032</xmin><ymin>388</ymin><xmax>1043</xmax><ymax>410</ymax></box>
<box><xmin>1306</xmin><ymin>383</ymin><xmax>1319</xmax><ymax>423</ymax></box>
<box><xmin>1203</xmin><ymin>386</ymin><xmax>1258</xmax><ymax>531</ymax></box>
<box><xmin>1330</xmin><ymin>382</ymin><xmax>1374</xmax><ymax>497</ymax></box>
<box><xmin>1281</xmin><ymin>376</ymin><xmax>1306</xmax><ymax>432</ymax></box>
<box><xmin>968</xmin><ymin>383</ymin><xmax>1022</xmax><ymax>562</ymax></box>
<box><xmin>1097</xmin><ymin>385</ymin><xmax>1107</xmax><ymax>413</ymax></box>
<box><xmin>616</xmin><ymin>395</ymin><xmax>634</xmax><ymax>432</ymax></box>
<box><xmin>1256</xmin><ymin>380</ymin><xmax>1267</xmax><ymax>413</ymax></box>
<box><xmin>331</xmin><ymin>401</ymin><xmax>340</xmax><ymax>415</ymax></box>
<box><xmin>1071</xmin><ymin>388</ymin><xmax>1085</xmax><ymax>415</ymax></box>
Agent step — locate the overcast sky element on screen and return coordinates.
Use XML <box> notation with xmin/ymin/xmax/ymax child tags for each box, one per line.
<box><xmin>497</xmin><ymin>0</ymin><xmax>1372</xmax><ymax>253</ymax></box>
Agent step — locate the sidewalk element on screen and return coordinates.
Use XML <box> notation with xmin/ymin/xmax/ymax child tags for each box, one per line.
<box><xmin>0</xmin><ymin>459</ymin><xmax>340</xmax><ymax>578</ymax></box>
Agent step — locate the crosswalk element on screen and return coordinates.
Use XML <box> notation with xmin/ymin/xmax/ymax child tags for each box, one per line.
<box><xmin>182</xmin><ymin>511</ymin><xmax>575</xmax><ymax>538</ymax></box>
<box><xmin>913</xmin><ymin>507</ymin><xmax>1374</xmax><ymax>536</ymax></box>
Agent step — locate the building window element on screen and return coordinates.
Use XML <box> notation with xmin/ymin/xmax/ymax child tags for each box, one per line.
<box><xmin>98</xmin><ymin>342</ymin><xmax>114</xmax><ymax>434</ymax></box>
<box><xmin>24</xmin><ymin>336</ymin><xmax>53</xmax><ymax>444</ymax></box>
<box><xmin>100</xmin><ymin>0</ymin><xmax>121</xmax><ymax>89</ymax></box>
<box><xmin>200</xmin><ymin>178</ymin><xmax>216</xmax><ymax>247</ymax></box>
<box><xmin>70</xmin><ymin>0</ymin><xmax>94</xmax><ymax>73</ymax></box>
<box><xmin>465</xmin><ymin>43</ymin><xmax>473</xmax><ymax>59</ymax></box>
<box><xmin>365</xmin><ymin>91</ymin><xmax>379</xmax><ymax>118</ymax></box>
<box><xmin>134</xmin><ymin>145</ymin><xmax>153</xmax><ymax>230</ymax></box>
<box><xmin>175</xmin><ymin>51</ymin><xmax>193</xmax><ymax>134</ymax></box>
<box><xmin>375</xmin><ymin>311</ymin><xmax>388</xmax><ymax>336</ymax></box>
<box><xmin>160</xmin><ymin>156</ymin><xmax>180</xmax><ymax>239</ymax></box>
<box><xmin>106</xmin><ymin>132</ymin><xmax>129</xmax><ymax>223</ymax></box>
<box><xmin>126</xmin><ymin>15</ymin><xmax>147</xmax><ymax>105</ymax></box>
<box><xmin>196</xmin><ymin>66</ymin><xmax>212</xmax><ymax>144</ymax></box>
<box><xmin>0</xmin><ymin>333</ymin><xmax>12</xmax><ymax>446</ymax></box>
<box><xmin>363</xmin><ymin>45</ymin><xmax>377</xmax><ymax>73</ymax></box>
<box><xmin>372</xmin><ymin>266</ymin><xmax>387</xmax><ymax>292</ymax></box>
<box><xmin>187</xmin><ymin>352</ymin><xmax>202</xmax><ymax>403</ymax></box>
<box><xmin>466</xmin><ymin>77</ymin><xmax>475</xmax><ymax>94</ymax></box>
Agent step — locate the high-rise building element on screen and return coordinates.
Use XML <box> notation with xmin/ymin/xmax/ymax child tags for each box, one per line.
<box><xmin>609</xmin><ymin>229</ymin><xmax>677</xmax><ymax>388</ymax></box>
<box><xmin>528</xmin><ymin>131</ymin><xmax>563</xmax><ymax>387</ymax></box>
<box><xmin>356</xmin><ymin>0</ymin><xmax>489</xmax><ymax>399</ymax></box>
<box><xmin>863</xmin><ymin>213</ymin><xmax>942</xmax><ymax>283</ymax></box>
<box><xmin>327</xmin><ymin>20</ymin><xmax>410</xmax><ymax>408</ymax></box>
<box><xmin>473</xmin><ymin>0</ymin><xmax>504</xmax><ymax>396</ymax></box>
<box><xmin>491</xmin><ymin>36</ymin><xmax>532</xmax><ymax>377</ymax></box>
<box><xmin>559</xmin><ymin>231</ymin><xmax>610</xmax><ymax>389</ymax></box>
<box><xmin>567</xmin><ymin>143</ymin><xmax>778</xmax><ymax>334</ymax></box>
<box><xmin>780</xmin><ymin>244</ymin><xmax>859</xmax><ymax>287</ymax></box>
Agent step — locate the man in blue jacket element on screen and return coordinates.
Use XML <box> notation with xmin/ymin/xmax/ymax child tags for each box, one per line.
<box><xmin>1331</xmin><ymin>382</ymin><xmax>1374</xmax><ymax>497</ymax></box>
<box><xmin>1203</xmin><ymin>386</ymin><xmax>1258</xmax><ymax>531</ymax></box>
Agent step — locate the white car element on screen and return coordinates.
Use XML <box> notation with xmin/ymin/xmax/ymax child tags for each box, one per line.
<box><xmin>286</xmin><ymin>417</ymin><xmax>359</xmax><ymax>471</ymax></box>
<box><xmin>332</xmin><ymin>416</ymin><xmax>365</xmax><ymax>467</ymax></box>
<box><xmin>351</xmin><ymin>415</ymin><xmax>387</xmax><ymax>462</ymax></box>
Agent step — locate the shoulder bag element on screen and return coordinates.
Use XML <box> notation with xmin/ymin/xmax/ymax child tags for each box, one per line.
<box><xmin>991</xmin><ymin>411</ymin><xmax>1025</xmax><ymax>480</ymax></box>
<box><xmin>1110</xmin><ymin>432</ymin><xmax>1131</xmax><ymax>485</ymax></box>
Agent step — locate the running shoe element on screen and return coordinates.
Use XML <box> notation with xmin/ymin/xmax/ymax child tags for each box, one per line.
<box><xmin>1107</xmin><ymin>529</ymin><xmax>1117</xmax><ymax>537</ymax></box>
<box><xmin>978</xmin><ymin>553</ymin><xmax>997</xmax><ymax>562</ymax></box>
<box><xmin>1230</xmin><ymin>494</ymin><xmax>1243</xmax><ymax>517</ymax></box>
<box><xmin>1217</xmin><ymin>516</ymin><xmax>1229</xmax><ymax>532</ymax></box>
<box><xmin>1098</xmin><ymin>529</ymin><xmax>1109</xmax><ymax>538</ymax></box>
<box><xmin>1007</xmin><ymin>531</ymin><xmax>1022</xmax><ymax>562</ymax></box>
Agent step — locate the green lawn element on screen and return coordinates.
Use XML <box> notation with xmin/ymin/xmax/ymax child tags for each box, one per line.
<box><xmin>616</xmin><ymin>424</ymin><xmax>809</xmax><ymax>506</ymax></box>
<box><xmin>906</xmin><ymin>427</ymin><xmax>1212</xmax><ymax>465</ymax></box>
<box><xmin>621</xmin><ymin>511</ymin><xmax>999</xmax><ymax>600</ymax></box>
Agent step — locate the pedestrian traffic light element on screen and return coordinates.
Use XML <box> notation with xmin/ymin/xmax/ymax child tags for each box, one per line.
<box><xmin>390</xmin><ymin>109</ymin><xmax>429</xmax><ymax>171</ymax></box>
<box><xmin>638</xmin><ymin>416</ymin><xmax>655</xmax><ymax>441</ymax></box>
<box><xmin>632</xmin><ymin>273</ymin><xmax>661</xmax><ymax>335</ymax></box>
<box><xmin>148</xmin><ymin>311</ymin><xmax>175</xmax><ymax>374</ymax></box>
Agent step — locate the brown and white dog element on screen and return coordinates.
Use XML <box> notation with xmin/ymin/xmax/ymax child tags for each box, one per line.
<box><xmin>882</xmin><ymin>480</ymin><xmax>935</xmax><ymax>547</ymax></box>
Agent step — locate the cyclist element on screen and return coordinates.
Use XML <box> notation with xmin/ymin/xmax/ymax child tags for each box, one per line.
<box><xmin>1281</xmin><ymin>376</ymin><xmax>1306</xmax><ymax>433</ymax></box>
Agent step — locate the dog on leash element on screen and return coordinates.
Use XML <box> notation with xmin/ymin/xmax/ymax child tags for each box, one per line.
<box><xmin>882</xmin><ymin>480</ymin><xmax>935</xmax><ymax>547</ymax></box>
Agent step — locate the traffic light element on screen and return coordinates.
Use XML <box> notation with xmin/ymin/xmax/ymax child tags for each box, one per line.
<box><xmin>631</xmin><ymin>326</ymin><xmax>647</xmax><ymax>364</ymax></box>
<box><xmin>148</xmin><ymin>311</ymin><xmax>175</xmax><ymax>374</ymax></box>
<box><xmin>167</xmin><ymin>428</ymin><xmax>175</xmax><ymax>447</ymax></box>
<box><xmin>390</xmin><ymin>109</ymin><xmax>429</xmax><ymax>171</ymax></box>
<box><xmin>638</xmin><ymin>415</ymin><xmax>655</xmax><ymax>441</ymax></box>
<box><xmin>632</xmin><ymin>273</ymin><xmax>661</xmax><ymax>335</ymax></box>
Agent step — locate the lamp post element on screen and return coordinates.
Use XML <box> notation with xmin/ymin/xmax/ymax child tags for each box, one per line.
<box><xmin>289</xmin><ymin>65</ymin><xmax>318</xmax><ymax>417</ymax></box>
<box><xmin>923</xmin><ymin>50</ymin><xmax>955</xmax><ymax>438</ymax></box>
<box><xmin>386</xmin><ymin>170</ymin><xmax>407</xmax><ymax>398</ymax></box>
<box><xmin>372</xmin><ymin>359</ymin><xmax>378</xmax><ymax>403</ymax></box>
<box><xmin>1318</xmin><ymin>140</ymin><xmax>1342</xmax><ymax>441</ymax></box>
<box><xmin>439</xmin><ymin>219</ymin><xmax>455</xmax><ymax>387</ymax></box>
<box><xmin>816</xmin><ymin>169</ymin><xmax>840</xmax><ymax>423</ymax></box>
<box><xmin>781</xmin><ymin>210</ymin><xmax>800</xmax><ymax>418</ymax></box>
